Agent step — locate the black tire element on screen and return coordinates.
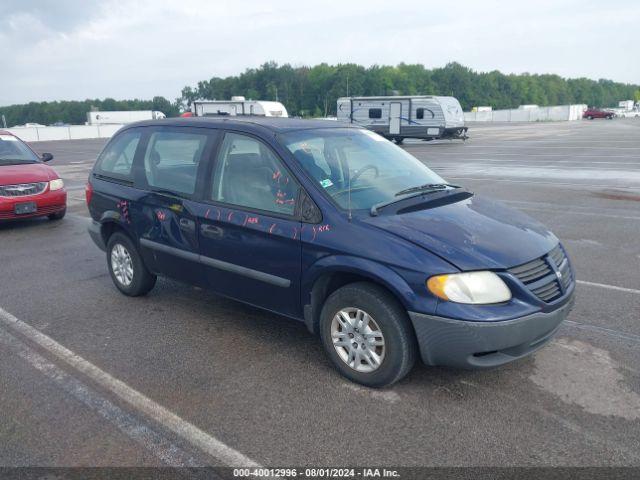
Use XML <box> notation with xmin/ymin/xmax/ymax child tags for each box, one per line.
<box><xmin>587</xmin><ymin>115</ymin><xmax>593</xmax><ymax>120</ymax></box>
<box><xmin>48</xmin><ymin>208</ymin><xmax>66</xmax><ymax>220</ymax></box>
<box><xmin>106</xmin><ymin>232</ymin><xmax>156</xmax><ymax>296</ymax></box>
<box><xmin>319</xmin><ymin>282</ymin><xmax>417</xmax><ymax>388</ymax></box>
<box><xmin>393</xmin><ymin>137</ymin><xmax>404</xmax><ymax>145</ymax></box>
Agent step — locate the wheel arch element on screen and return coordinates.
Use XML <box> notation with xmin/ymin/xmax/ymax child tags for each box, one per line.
<box><xmin>302</xmin><ymin>256</ymin><xmax>415</xmax><ymax>335</ymax></box>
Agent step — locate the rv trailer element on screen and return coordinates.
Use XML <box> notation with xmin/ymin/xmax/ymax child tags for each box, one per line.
<box><xmin>191</xmin><ymin>97</ymin><xmax>288</xmax><ymax>118</ymax></box>
<box><xmin>336</xmin><ymin>96</ymin><xmax>468</xmax><ymax>142</ymax></box>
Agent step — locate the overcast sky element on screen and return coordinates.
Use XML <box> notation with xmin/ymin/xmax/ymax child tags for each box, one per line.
<box><xmin>1</xmin><ymin>0</ymin><xmax>638</xmax><ymax>106</ymax></box>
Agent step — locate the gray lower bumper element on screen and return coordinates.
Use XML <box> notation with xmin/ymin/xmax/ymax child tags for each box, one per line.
<box><xmin>409</xmin><ymin>296</ymin><xmax>574</xmax><ymax>369</ymax></box>
<box><xmin>88</xmin><ymin>220</ymin><xmax>106</xmax><ymax>251</ymax></box>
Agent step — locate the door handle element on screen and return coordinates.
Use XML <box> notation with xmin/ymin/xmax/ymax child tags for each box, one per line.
<box><xmin>200</xmin><ymin>223</ymin><xmax>223</xmax><ymax>239</ymax></box>
<box><xmin>179</xmin><ymin>218</ymin><xmax>195</xmax><ymax>232</ymax></box>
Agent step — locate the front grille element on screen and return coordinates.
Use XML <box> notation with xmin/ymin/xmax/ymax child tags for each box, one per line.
<box><xmin>0</xmin><ymin>182</ymin><xmax>48</xmax><ymax>197</ymax></box>
<box><xmin>509</xmin><ymin>244</ymin><xmax>573</xmax><ymax>303</ymax></box>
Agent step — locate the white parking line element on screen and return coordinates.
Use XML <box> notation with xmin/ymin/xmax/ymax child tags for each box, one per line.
<box><xmin>0</xmin><ymin>306</ymin><xmax>260</xmax><ymax>468</ymax></box>
<box><xmin>576</xmin><ymin>280</ymin><xmax>640</xmax><ymax>295</ymax></box>
<box><xmin>0</xmin><ymin>327</ymin><xmax>200</xmax><ymax>467</ymax></box>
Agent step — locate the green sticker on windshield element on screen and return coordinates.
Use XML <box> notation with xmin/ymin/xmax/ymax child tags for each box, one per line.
<box><xmin>320</xmin><ymin>178</ymin><xmax>333</xmax><ymax>188</ymax></box>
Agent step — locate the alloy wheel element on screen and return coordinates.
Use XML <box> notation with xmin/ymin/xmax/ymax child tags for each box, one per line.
<box><xmin>331</xmin><ymin>307</ymin><xmax>386</xmax><ymax>373</ymax></box>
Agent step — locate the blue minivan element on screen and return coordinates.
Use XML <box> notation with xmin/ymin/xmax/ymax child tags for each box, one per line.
<box><xmin>87</xmin><ymin>117</ymin><xmax>575</xmax><ymax>387</ymax></box>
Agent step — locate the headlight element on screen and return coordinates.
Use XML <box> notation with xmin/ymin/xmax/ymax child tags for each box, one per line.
<box><xmin>49</xmin><ymin>179</ymin><xmax>64</xmax><ymax>191</ymax></box>
<box><xmin>427</xmin><ymin>271</ymin><xmax>511</xmax><ymax>304</ymax></box>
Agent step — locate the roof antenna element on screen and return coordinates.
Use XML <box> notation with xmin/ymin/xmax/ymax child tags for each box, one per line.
<box><xmin>347</xmin><ymin>168</ymin><xmax>352</xmax><ymax>222</ymax></box>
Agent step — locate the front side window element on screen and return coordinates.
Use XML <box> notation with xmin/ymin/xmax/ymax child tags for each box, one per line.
<box><xmin>281</xmin><ymin>128</ymin><xmax>445</xmax><ymax>210</ymax></box>
<box><xmin>211</xmin><ymin>132</ymin><xmax>299</xmax><ymax>216</ymax></box>
<box><xmin>0</xmin><ymin>134</ymin><xmax>40</xmax><ymax>166</ymax></box>
<box><xmin>416</xmin><ymin>108</ymin><xmax>424</xmax><ymax>120</ymax></box>
<box><xmin>94</xmin><ymin>130</ymin><xmax>141</xmax><ymax>180</ymax></box>
<box><xmin>143</xmin><ymin>129</ymin><xmax>208</xmax><ymax>195</ymax></box>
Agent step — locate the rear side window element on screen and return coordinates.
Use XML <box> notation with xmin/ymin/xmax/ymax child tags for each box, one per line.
<box><xmin>368</xmin><ymin>108</ymin><xmax>382</xmax><ymax>119</ymax></box>
<box><xmin>143</xmin><ymin>130</ymin><xmax>209</xmax><ymax>195</ymax></box>
<box><xmin>416</xmin><ymin>108</ymin><xmax>424</xmax><ymax>119</ymax></box>
<box><xmin>95</xmin><ymin>130</ymin><xmax>141</xmax><ymax>181</ymax></box>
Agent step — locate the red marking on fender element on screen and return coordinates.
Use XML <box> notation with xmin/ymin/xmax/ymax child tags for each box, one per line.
<box><xmin>243</xmin><ymin>214</ymin><xmax>248</xmax><ymax>226</ymax></box>
<box><xmin>311</xmin><ymin>226</ymin><xmax>317</xmax><ymax>242</ymax></box>
<box><xmin>269</xmin><ymin>223</ymin><xmax>276</xmax><ymax>234</ymax></box>
<box><xmin>205</xmin><ymin>209</ymin><xmax>210</xmax><ymax>219</ymax></box>
<box><xmin>156</xmin><ymin>210</ymin><xmax>166</xmax><ymax>221</ymax></box>
<box><xmin>247</xmin><ymin>216</ymin><xmax>259</xmax><ymax>225</ymax></box>
<box><xmin>227</xmin><ymin>212</ymin><xmax>234</xmax><ymax>222</ymax></box>
<box><xmin>318</xmin><ymin>224</ymin><xmax>331</xmax><ymax>233</ymax></box>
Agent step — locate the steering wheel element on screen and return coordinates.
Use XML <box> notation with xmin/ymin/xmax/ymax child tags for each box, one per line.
<box><xmin>351</xmin><ymin>164</ymin><xmax>379</xmax><ymax>183</ymax></box>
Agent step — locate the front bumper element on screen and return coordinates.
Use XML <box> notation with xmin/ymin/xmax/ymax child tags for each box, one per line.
<box><xmin>409</xmin><ymin>294</ymin><xmax>574</xmax><ymax>369</ymax></box>
<box><xmin>0</xmin><ymin>188</ymin><xmax>67</xmax><ymax>220</ymax></box>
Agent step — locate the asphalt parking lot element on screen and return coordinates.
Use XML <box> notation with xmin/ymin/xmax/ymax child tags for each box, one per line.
<box><xmin>1</xmin><ymin>120</ymin><xmax>639</xmax><ymax>469</ymax></box>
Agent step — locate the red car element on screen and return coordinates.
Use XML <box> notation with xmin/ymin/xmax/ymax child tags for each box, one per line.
<box><xmin>583</xmin><ymin>108</ymin><xmax>613</xmax><ymax>120</ymax></box>
<box><xmin>0</xmin><ymin>131</ymin><xmax>67</xmax><ymax>221</ymax></box>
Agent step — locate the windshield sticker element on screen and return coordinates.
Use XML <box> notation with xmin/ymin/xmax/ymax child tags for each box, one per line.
<box><xmin>320</xmin><ymin>178</ymin><xmax>333</xmax><ymax>188</ymax></box>
<box><xmin>0</xmin><ymin>135</ymin><xmax>18</xmax><ymax>142</ymax></box>
<box><xmin>361</xmin><ymin>129</ymin><xmax>385</xmax><ymax>141</ymax></box>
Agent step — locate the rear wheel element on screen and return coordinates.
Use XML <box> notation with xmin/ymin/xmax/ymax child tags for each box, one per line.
<box><xmin>319</xmin><ymin>282</ymin><xmax>417</xmax><ymax>387</ymax></box>
<box><xmin>106</xmin><ymin>232</ymin><xmax>156</xmax><ymax>296</ymax></box>
<box><xmin>48</xmin><ymin>208</ymin><xmax>66</xmax><ymax>220</ymax></box>
<box><xmin>587</xmin><ymin>115</ymin><xmax>594</xmax><ymax>120</ymax></box>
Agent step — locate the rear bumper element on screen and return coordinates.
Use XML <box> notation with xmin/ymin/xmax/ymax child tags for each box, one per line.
<box><xmin>0</xmin><ymin>189</ymin><xmax>67</xmax><ymax>220</ymax></box>
<box><xmin>409</xmin><ymin>294</ymin><xmax>574</xmax><ymax>369</ymax></box>
<box><xmin>88</xmin><ymin>220</ymin><xmax>106</xmax><ymax>251</ymax></box>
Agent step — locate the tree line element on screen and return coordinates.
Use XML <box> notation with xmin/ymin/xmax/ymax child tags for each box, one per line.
<box><xmin>2</xmin><ymin>62</ymin><xmax>639</xmax><ymax>125</ymax></box>
<box><xmin>0</xmin><ymin>97</ymin><xmax>178</xmax><ymax>128</ymax></box>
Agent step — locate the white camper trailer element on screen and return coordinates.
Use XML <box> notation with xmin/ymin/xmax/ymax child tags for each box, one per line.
<box><xmin>87</xmin><ymin>110</ymin><xmax>165</xmax><ymax>125</ymax></box>
<box><xmin>191</xmin><ymin>97</ymin><xmax>288</xmax><ymax>118</ymax></box>
<box><xmin>336</xmin><ymin>96</ymin><xmax>468</xmax><ymax>142</ymax></box>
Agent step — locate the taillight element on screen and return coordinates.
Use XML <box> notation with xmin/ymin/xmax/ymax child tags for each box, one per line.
<box><xmin>85</xmin><ymin>182</ymin><xmax>93</xmax><ymax>206</ymax></box>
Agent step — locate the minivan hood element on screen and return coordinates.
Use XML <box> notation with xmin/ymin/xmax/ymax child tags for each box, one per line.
<box><xmin>0</xmin><ymin>163</ymin><xmax>56</xmax><ymax>184</ymax></box>
<box><xmin>362</xmin><ymin>194</ymin><xmax>557</xmax><ymax>270</ymax></box>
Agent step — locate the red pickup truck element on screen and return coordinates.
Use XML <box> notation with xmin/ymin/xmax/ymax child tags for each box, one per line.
<box><xmin>583</xmin><ymin>108</ymin><xmax>613</xmax><ymax>120</ymax></box>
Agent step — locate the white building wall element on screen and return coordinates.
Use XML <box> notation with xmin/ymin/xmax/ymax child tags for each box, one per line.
<box><xmin>6</xmin><ymin>124</ymin><xmax>124</xmax><ymax>142</ymax></box>
<box><xmin>465</xmin><ymin>104</ymin><xmax>584</xmax><ymax>122</ymax></box>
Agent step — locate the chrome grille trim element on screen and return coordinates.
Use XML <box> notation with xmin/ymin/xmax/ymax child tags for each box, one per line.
<box><xmin>0</xmin><ymin>182</ymin><xmax>48</xmax><ymax>197</ymax></box>
<box><xmin>508</xmin><ymin>244</ymin><xmax>573</xmax><ymax>303</ymax></box>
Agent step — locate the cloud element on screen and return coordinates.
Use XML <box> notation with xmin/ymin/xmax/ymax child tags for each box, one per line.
<box><xmin>1</xmin><ymin>0</ymin><xmax>639</xmax><ymax>106</ymax></box>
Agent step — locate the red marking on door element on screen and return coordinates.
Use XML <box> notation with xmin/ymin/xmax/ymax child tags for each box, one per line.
<box><xmin>227</xmin><ymin>211</ymin><xmax>234</xmax><ymax>222</ymax></box>
<box><xmin>156</xmin><ymin>210</ymin><xmax>166</xmax><ymax>221</ymax></box>
<box><xmin>205</xmin><ymin>208</ymin><xmax>210</xmax><ymax>219</ymax></box>
<box><xmin>269</xmin><ymin>223</ymin><xmax>276</xmax><ymax>234</ymax></box>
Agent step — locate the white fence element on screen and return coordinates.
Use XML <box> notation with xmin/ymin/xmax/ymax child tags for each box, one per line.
<box><xmin>465</xmin><ymin>104</ymin><xmax>586</xmax><ymax>122</ymax></box>
<box><xmin>5</xmin><ymin>124</ymin><xmax>125</xmax><ymax>142</ymax></box>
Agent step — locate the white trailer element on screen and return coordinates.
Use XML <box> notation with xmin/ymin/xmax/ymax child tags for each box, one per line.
<box><xmin>615</xmin><ymin>100</ymin><xmax>640</xmax><ymax>118</ymax></box>
<box><xmin>87</xmin><ymin>110</ymin><xmax>165</xmax><ymax>125</ymax></box>
<box><xmin>336</xmin><ymin>95</ymin><xmax>468</xmax><ymax>142</ymax></box>
<box><xmin>191</xmin><ymin>97</ymin><xmax>288</xmax><ymax>118</ymax></box>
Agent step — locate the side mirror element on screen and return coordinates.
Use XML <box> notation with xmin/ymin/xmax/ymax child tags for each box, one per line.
<box><xmin>41</xmin><ymin>152</ymin><xmax>54</xmax><ymax>162</ymax></box>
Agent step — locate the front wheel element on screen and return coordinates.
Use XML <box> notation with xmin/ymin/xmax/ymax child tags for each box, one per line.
<box><xmin>319</xmin><ymin>282</ymin><xmax>417</xmax><ymax>387</ymax></box>
<box><xmin>106</xmin><ymin>232</ymin><xmax>156</xmax><ymax>296</ymax></box>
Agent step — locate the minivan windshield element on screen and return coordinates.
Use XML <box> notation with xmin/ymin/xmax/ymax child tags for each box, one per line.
<box><xmin>281</xmin><ymin>128</ymin><xmax>446</xmax><ymax>210</ymax></box>
<box><xmin>0</xmin><ymin>134</ymin><xmax>40</xmax><ymax>165</ymax></box>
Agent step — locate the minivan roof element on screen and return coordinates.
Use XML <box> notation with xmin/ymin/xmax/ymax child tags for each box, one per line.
<box><xmin>125</xmin><ymin>116</ymin><xmax>357</xmax><ymax>133</ymax></box>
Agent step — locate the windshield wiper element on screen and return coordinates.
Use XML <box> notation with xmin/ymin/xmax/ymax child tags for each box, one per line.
<box><xmin>371</xmin><ymin>184</ymin><xmax>463</xmax><ymax>216</ymax></box>
<box><xmin>394</xmin><ymin>183</ymin><xmax>460</xmax><ymax>197</ymax></box>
